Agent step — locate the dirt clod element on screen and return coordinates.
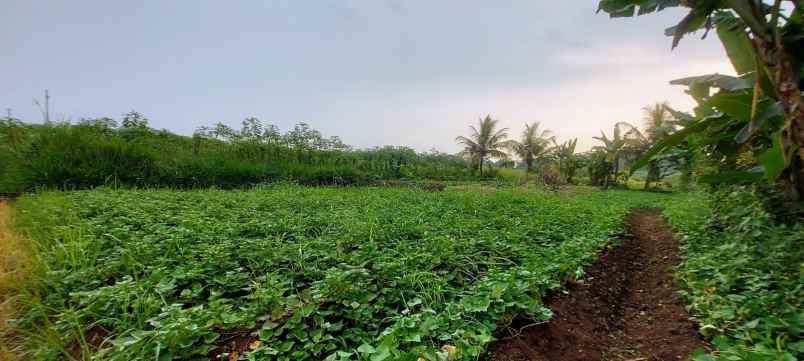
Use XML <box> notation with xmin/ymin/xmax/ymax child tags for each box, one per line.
<box><xmin>487</xmin><ymin>208</ymin><xmax>707</xmax><ymax>361</ymax></box>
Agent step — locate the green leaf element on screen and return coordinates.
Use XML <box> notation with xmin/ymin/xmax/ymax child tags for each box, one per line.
<box><xmin>712</xmin><ymin>335</ymin><xmax>732</xmax><ymax>349</ymax></box>
<box><xmin>757</xmin><ymin>131</ymin><xmax>786</xmax><ymax>180</ymax></box>
<box><xmin>664</xmin><ymin>105</ymin><xmax>695</xmax><ymax>125</ymax></box>
<box><xmin>692</xmin><ymin>353</ymin><xmax>717</xmax><ymax>361</ymax></box>
<box><xmin>597</xmin><ymin>0</ymin><xmax>681</xmax><ymax>18</ymax></box>
<box><xmin>715</xmin><ymin>12</ymin><xmax>756</xmax><ymax>75</ymax></box>
<box><xmin>706</xmin><ymin>92</ymin><xmax>752</xmax><ymax>120</ymax></box>
<box><xmin>671</xmin><ymin>74</ymin><xmax>751</xmax><ymax>92</ymax></box>
<box><xmin>599</xmin><ymin>3</ymin><xmax>636</xmax><ymax>17</ymax></box>
<box><xmin>668</xmin><ymin>8</ymin><xmax>709</xmax><ymax>49</ymax></box>
<box><xmin>279</xmin><ymin>340</ymin><xmax>295</xmax><ymax>352</ymax></box>
<box><xmin>735</xmin><ymin>101</ymin><xmax>782</xmax><ymax>144</ymax></box>
<box><xmin>261</xmin><ymin>320</ymin><xmax>279</xmax><ymax>330</ymax></box>
<box><xmin>630</xmin><ymin>114</ymin><xmax>721</xmax><ymax>173</ymax></box>
<box><xmin>464</xmin><ymin>296</ymin><xmax>491</xmax><ymax>313</ymax></box>
<box><xmin>726</xmin><ymin>0</ymin><xmax>769</xmax><ymax>37</ymax></box>
<box><xmin>300</xmin><ymin>303</ymin><xmax>316</xmax><ymax>317</ymax></box>
<box><xmin>743</xmin><ymin>319</ymin><xmax>760</xmax><ymax>329</ymax></box>
<box><xmin>310</xmin><ymin>329</ymin><xmax>323</xmax><ymax>342</ymax></box>
<box><xmin>292</xmin><ymin>328</ymin><xmax>308</xmax><ymax>341</ymax></box>
<box><xmin>790</xmin><ymin>340</ymin><xmax>804</xmax><ymax>353</ymax></box>
<box><xmin>370</xmin><ymin>345</ymin><xmax>392</xmax><ymax>361</ymax></box>
<box><xmin>357</xmin><ymin>344</ymin><xmax>376</xmax><ymax>354</ymax></box>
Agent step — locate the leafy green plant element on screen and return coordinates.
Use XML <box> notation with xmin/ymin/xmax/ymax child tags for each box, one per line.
<box><xmin>9</xmin><ymin>186</ymin><xmax>672</xmax><ymax>360</ymax></box>
<box><xmin>663</xmin><ymin>189</ymin><xmax>803</xmax><ymax>361</ymax></box>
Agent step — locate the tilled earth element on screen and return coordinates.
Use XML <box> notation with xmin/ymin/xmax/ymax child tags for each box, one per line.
<box><xmin>487</xmin><ymin>208</ymin><xmax>707</xmax><ymax>361</ymax></box>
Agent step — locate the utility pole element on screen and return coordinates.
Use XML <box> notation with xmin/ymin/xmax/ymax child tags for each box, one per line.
<box><xmin>5</xmin><ymin>108</ymin><xmax>10</xmax><ymax>119</ymax></box>
<box><xmin>34</xmin><ymin>89</ymin><xmax>52</xmax><ymax>123</ymax></box>
<box><xmin>44</xmin><ymin>89</ymin><xmax>50</xmax><ymax>123</ymax></box>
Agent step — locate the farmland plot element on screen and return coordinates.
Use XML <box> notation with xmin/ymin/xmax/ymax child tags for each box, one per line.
<box><xmin>9</xmin><ymin>186</ymin><xmax>669</xmax><ymax>360</ymax></box>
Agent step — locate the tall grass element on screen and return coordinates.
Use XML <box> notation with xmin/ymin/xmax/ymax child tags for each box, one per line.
<box><xmin>0</xmin><ymin>120</ymin><xmax>477</xmax><ymax>191</ymax></box>
<box><xmin>0</xmin><ymin>201</ymin><xmax>32</xmax><ymax>360</ymax></box>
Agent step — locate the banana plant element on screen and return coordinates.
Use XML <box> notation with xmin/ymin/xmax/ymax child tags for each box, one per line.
<box><xmin>555</xmin><ymin>138</ymin><xmax>579</xmax><ymax>184</ymax></box>
<box><xmin>593</xmin><ymin>122</ymin><xmax>645</xmax><ymax>185</ymax></box>
<box><xmin>598</xmin><ymin>0</ymin><xmax>804</xmax><ymax>202</ymax></box>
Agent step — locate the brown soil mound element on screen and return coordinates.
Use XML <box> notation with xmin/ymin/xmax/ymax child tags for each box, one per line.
<box><xmin>486</xmin><ymin>208</ymin><xmax>707</xmax><ymax>361</ymax></box>
<box><xmin>208</xmin><ymin>326</ymin><xmax>262</xmax><ymax>361</ymax></box>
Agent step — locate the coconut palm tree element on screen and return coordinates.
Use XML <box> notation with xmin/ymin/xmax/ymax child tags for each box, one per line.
<box><xmin>508</xmin><ymin>121</ymin><xmax>555</xmax><ymax>176</ymax></box>
<box><xmin>455</xmin><ymin>115</ymin><xmax>510</xmax><ymax>176</ymax></box>
<box><xmin>642</xmin><ymin>102</ymin><xmax>677</xmax><ymax>141</ymax></box>
<box><xmin>641</xmin><ymin>102</ymin><xmax>678</xmax><ymax>189</ymax></box>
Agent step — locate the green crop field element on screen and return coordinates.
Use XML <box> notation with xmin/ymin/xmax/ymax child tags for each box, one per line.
<box><xmin>9</xmin><ymin>186</ymin><xmax>672</xmax><ymax>361</ymax></box>
<box><xmin>4</xmin><ymin>2</ymin><xmax>803</xmax><ymax>360</ymax></box>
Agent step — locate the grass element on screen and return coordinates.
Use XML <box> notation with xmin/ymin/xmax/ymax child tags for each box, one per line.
<box><xmin>6</xmin><ymin>185</ymin><xmax>673</xmax><ymax>361</ymax></box>
<box><xmin>491</xmin><ymin>168</ymin><xmax>527</xmax><ymax>183</ymax></box>
<box><xmin>0</xmin><ymin>201</ymin><xmax>32</xmax><ymax>360</ymax></box>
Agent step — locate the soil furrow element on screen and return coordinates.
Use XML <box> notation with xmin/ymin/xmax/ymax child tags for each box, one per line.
<box><xmin>487</xmin><ymin>208</ymin><xmax>706</xmax><ymax>361</ymax></box>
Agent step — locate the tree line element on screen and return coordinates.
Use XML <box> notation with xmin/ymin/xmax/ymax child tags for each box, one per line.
<box><xmin>454</xmin><ymin>105</ymin><xmax>684</xmax><ymax>190</ymax></box>
<box><xmin>455</xmin><ymin>117</ymin><xmax>574</xmax><ymax>184</ymax></box>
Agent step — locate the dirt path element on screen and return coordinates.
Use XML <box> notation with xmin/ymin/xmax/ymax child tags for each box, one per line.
<box><xmin>487</xmin><ymin>208</ymin><xmax>706</xmax><ymax>361</ymax></box>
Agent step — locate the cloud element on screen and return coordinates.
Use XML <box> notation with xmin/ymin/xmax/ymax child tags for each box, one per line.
<box><xmin>322</xmin><ymin>55</ymin><xmax>734</xmax><ymax>153</ymax></box>
<box><xmin>2</xmin><ymin>1</ymin><xmax>739</xmax><ymax>155</ymax></box>
<box><xmin>555</xmin><ymin>44</ymin><xmax>668</xmax><ymax>67</ymax></box>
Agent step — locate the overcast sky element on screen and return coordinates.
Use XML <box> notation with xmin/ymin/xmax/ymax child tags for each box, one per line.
<box><xmin>2</xmin><ymin>1</ymin><xmax>734</xmax><ymax>152</ymax></box>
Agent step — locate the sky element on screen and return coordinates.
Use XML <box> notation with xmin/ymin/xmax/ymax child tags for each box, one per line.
<box><xmin>1</xmin><ymin>1</ymin><xmax>735</xmax><ymax>152</ymax></box>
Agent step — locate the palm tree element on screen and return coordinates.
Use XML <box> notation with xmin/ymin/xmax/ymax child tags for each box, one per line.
<box><xmin>508</xmin><ymin>121</ymin><xmax>555</xmax><ymax>176</ymax></box>
<box><xmin>593</xmin><ymin>122</ymin><xmax>643</xmax><ymax>185</ymax></box>
<box><xmin>455</xmin><ymin>115</ymin><xmax>510</xmax><ymax>176</ymax></box>
<box><xmin>640</xmin><ymin>102</ymin><xmax>678</xmax><ymax>189</ymax></box>
<box><xmin>642</xmin><ymin>102</ymin><xmax>677</xmax><ymax>142</ymax></box>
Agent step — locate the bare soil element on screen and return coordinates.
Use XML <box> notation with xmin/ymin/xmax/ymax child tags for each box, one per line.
<box><xmin>208</xmin><ymin>324</ymin><xmax>263</xmax><ymax>361</ymax></box>
<box><xmin>486</xmin><ymin>208</ymin><xmax>707</xmax><ymax>361</ymax></box>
